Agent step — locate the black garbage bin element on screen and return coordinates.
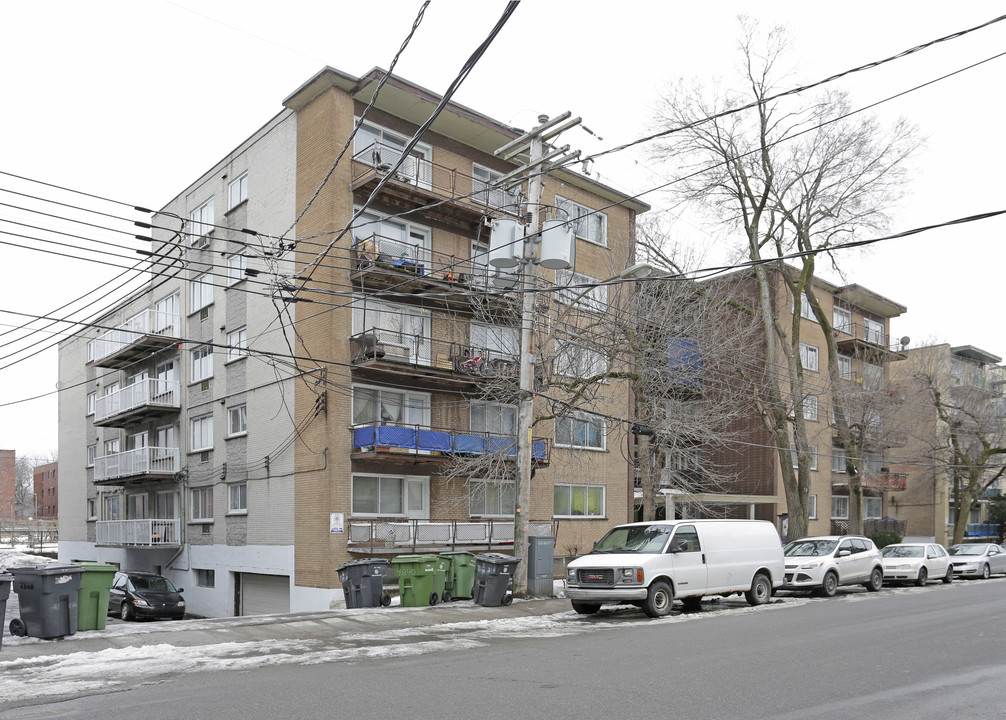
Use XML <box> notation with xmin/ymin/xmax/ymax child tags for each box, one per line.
<box><xmin>0</xmin><ymin>572</ymin><xmax>12</xmax><ymax>651</ymax></box>
<box><xmin>473</xmin><ymin>553</ymin><xmax>521</xmax><ymax>607</ymax></box>
<box><xmin>8</xmin><ymin>564</ymin><xmax>83</xmax><ymax>639</ymax></box>
<box><xmin>336</xmin><ymin>558</ymin><xmax>392</xmax><ymax>609</ymax></box>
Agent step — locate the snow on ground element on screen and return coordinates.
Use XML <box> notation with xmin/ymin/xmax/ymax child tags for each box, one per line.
<box><xmin>0</xmin><ymin>548</ymin><xmax>56</xmax><ymax>570</ymax></box>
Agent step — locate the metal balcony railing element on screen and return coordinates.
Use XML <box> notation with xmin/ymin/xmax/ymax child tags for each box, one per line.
<box><xmin>94</xmin><ymin>378</ymin><xmax>180</xmax><ymax>424</ymax></box>
<box><xmin>351</xmin><ymin>422</ymin><xmax>550</xmax><ymax>463</ymax></box>
<box><xmin>91</xmin><ymin>308</ymin><xmax>179</xmax><ymax>366</ymax></box>
<box><xmin>350</xmin><ymin>329</ymin><xmax>519</xmax><ymax>378</ymax></box>
<box><xmin>93</xmin><ymin>446</ymin><xmax>180</xmax><ymax>483</ymax></box>
<box><xmin>348</xmin><ymin>518</ymin><xmax>551</xmax><ymax>553</ymax></box>
<box><xmin>96</xmin><ymin>518</ymin><xmax>181</xmax><ymax>547</ymax></box>
<box><xmin>834</xmin><ymin>322</ymin><xmax>906</xmax><ymax>353</ymax></box>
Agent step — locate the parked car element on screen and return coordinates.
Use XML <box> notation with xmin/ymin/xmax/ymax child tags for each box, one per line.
<box><xmin>881</xmin><ymin>543</ymin><xmax>953</xmax><ymax>585</ymax></box>
<box><xmin>782</xmin><ymin>535</ymin><xmax>884</xmax><ymax>596</ymax></box>
<box><xmin>947</xmin><ymin>543</ymin><xmax>1006</xmax><ymax>579</ymax></box>
<box><xmin>108</xmin><ymin>571</ymin><xmax>185</xmax><ymax>621</ymax></box>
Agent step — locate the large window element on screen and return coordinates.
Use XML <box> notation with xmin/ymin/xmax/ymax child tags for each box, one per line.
<box><xmin>791</xmin><ymin>444</ymin><xmax>818</xmax><ymax>471</ymax></box>
<box><xmin>227</xmin><ymin>328</ymin><xmax>247</xmax><ymax>361</ymax></box>
<box><xmin>228</xmin><ymin>405</ymin><xmax>247</xmax><ymax>437</ymax></box>
<box><xmin>352</xmin><ymin>385</ymin><xmax>430</xmax><ymax>427</ymax></box>
<box><xmin>191</xmin><ymin>345</ymin><xmax>213</xmax><ymax>382</ymax></box>
<box><xmin>472</xmin><ymin>163</ymin><xmax>519</xmax><ymax>212</ymax></box>
<box><xmin>864</xmin><ymin>317</ymin><xmax>884</xmax><ymax>344</ymax></box>
<box><xmin>190</xmin><ymin>414</ymin><xmax>213</xmax><ymax>452</ymax></box>
<box><xmin>351</xmin><ymin>474</ymin><xmax>428</xmax><ymax>517</ymax></box>
<box><xmin>471</xmin><ymin>403</ymin><xmax>517</xmax><ymax>436</ymax></box>
<box><xmin>355</xmin><ymin>120</ymin><xmax>432</xmax><ymax>187</ymax></box>
<box><xmin>228</xmin><ymin>482</ymin><xmax>247</xmax><ymax>513</ymax></box>
<box><xmin>228</xmin><ymin>173</ymin><xmax>248</xmax><ymax>210</ymax></box>
<box><xmin>227</xmin><ymin>254</ymin><xmax>247</xmax><ymax>286</ymax></box>
<box><xmin>831</xmin><ymin>495</ymin><xmax>849</xmax><ymax>520</ymax></box>
<box><xmin>864</xmin><ymin>497</ymin><xmax>883</xmax><ymax>520</ymax></box>
<box><xmin>469</xmin><ymin>480</ymin><xmax>515</xmax><ymax>517</ymax></box>
<box><xmin>556</xmin><ymin>196</ymin><xmax>606</xmax><ymax>246</ymax></box>
<box><xmin>554</xmin><ymin>484</ymin><xmax>605</xmax><ymax>517</ymax></box>
<box><xmin>353</xmin><ymin>209</ymin><xmax>432</xmax><ymax>267</ymax></box>
<box><xmin>556</xmin><ymin>269</ymin><xmax>607</xmax><ymax>311</ymax></box>
<box><xmin>799</xmin><ymin>343</ymin><xmax>819</xmax><ymax>372</ymax></box>
<box><xmin>833</xmin><ymin>306</ymin><xmax>852</xmax><ymax>334</ymax></box>
<box><xmin>555</xmin><ymin>413</ymin><xmax>605</xmax><ymax>450</ymax></box>
<box><xmin>191</xmin><ymin>487</ymin><xmax>213</xmax><ymax>522</ymax></box>
<box><xmin>555</xmin><ymin>340</ymin><xmax>607</xmax><ymax>379</ymax></box>
<box><xmin>470</xmin><ymin>322</ymin><xmax>519</xmax><ymax>361</ymax></box>
<box><xmin>352</xmin><ymin>296</ymin><xmax>431</xmax><ymax>364</ymax></box>
<box><xmin>189</xmin><ymin>198</ymin><xmax>214</xmax><ymax>244</ymax></box>
<box><xmin>191</xmin><ymin>273</ymin><xmax>213</xmax><ymax>311</ymax></box>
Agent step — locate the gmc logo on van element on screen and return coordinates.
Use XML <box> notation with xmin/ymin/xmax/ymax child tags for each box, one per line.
<box><xmin>587</xmin><ymin>574</ymin><xmax>603</xmax><ymax>580</ymax></box>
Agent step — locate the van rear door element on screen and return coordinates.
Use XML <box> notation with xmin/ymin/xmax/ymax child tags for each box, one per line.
<box><xmin>668</xmin><ymin>524</ymin><xmax>707</xmax><ymax>596</ymax></box>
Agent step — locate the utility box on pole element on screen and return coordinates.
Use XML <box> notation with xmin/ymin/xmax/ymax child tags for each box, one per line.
<box><xmin>527</xmin><ymin>535</ymin><xmax>555</xmax><ymax>597</ymax></box>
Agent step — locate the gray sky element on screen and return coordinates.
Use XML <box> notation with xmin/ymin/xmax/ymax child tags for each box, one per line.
<box><xmin>2</xmin><ymin>1</ymin><xmax>1004</xmax><ymax>456</ymax></box>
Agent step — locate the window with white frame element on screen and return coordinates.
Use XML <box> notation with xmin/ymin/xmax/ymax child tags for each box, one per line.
<box><xmin>104</xmin><ymin>437</ymin><xmax>120</xmax><ymax>456</ymax></box>
<box><xmin>798</xmin><ymin>343</ymin><xmax>819</xmax><ymax>372</ymax></box>
<box><xmin>838</xmin><ymin>355</ymin><xmax>852</xmax><ymax>380</ymax></box>
<box><xmin>352</xmin><ymin>296</ymin><xmax>431</xmax><ymax>364</ymax></box>
<box><xmin>864</xmin><ymin>317</ymin><xmax>884</xmax><ymax>344</ymax></box>
<box><xmin>808</xmin><ymin>494</ymin><xmax>818</xmax><ymax>519</ymax></box>
<box><xmin>190</xmin><ymin>487</ymin><xmax>213</xmax><ymax>522</ymax></box>
<box><xmin>472</xmin><ymin>163</ymin><xmax>519</xmax><ymax>212</ymax></box>
<box><xmin>87</xmin><ymin>498</ymin><xmax>97</xmax><ymax>520</ymax></box>
<box><xmin>555</xmin><ymin>413</ymin><xmax>605</xmax><ymax>450</ymax></box>
<box><xmin>191</xmin><ymin>345</ymin><xmax>213</xmax><ymax>382</ymax></box>
<box><xmin>556</xmin><ymin>196</ymin><xmax>606</xmax><ymax>246</ymax></box>
<box><xmin>831</xmin><ymin>495</ymin><xmax>849</xmax><ymax>519</ymax></box>
<box><xmin>556</xmin><ymin>269</ymin><xmax>607</xmax><ymax>311</ymax></box>
<box><xmin>833</xmin><ymin>305</ymin><xmax>852</xmax><ymax>334</ymax></box>
<box><xmin>554</xmin><ymin>483</ymin><xmax>605</xmax><ymax>517</ymax></box>
<box><xmin>352</xmin><ymin>209</ymin><xmax>432</xmax><ymax>267</ymax></box>
<box><xmin>864</xmin><ymin>497</ymin><xmax>883</xmax><ymax>520</ymax></box>
<box><xmin>793</xmin><ymin>291</ymin><xmax>816</xmax><ymax>321</ymax></box>
<box><xmin>470</xmin><ymin>322</ymin><xmax>519</xmax><ymax>361</ymax></box>
<box><xmin>350</xmin><ymin>474</ymin><xmax>428</xmax><ymax>516</ymax></box>
<box><xmin>227</xmin><ymin>254</ymin><xmax>247</xmax><ymax>286</ymax></box>
<box><xmin>228</xmin><ymin>482</ymin><xmax>247</xmax><ymax>513</ymax></box>
<box><xmin>469</xmin><ymin>479</ymin><xmax>515</xmax><ymax>517</ymax></box>
<box><xmin>555</xmin><ymin>340</ymin><xmax>607</xmax><ymax>379</ymax></box>
<box><xmin>802</xmin><ymin>395</ymin><xmax>818</xmax><ymax>421</ymax></box>
<box><xmin>189</xmin><ymin>198</ymin><xmax>214</xmax><ymax>244</ymax></box>
<box><xmin>190</xmin><ymin>414</ymin><xmax>213</xmax><ymax>451</ymax></box>
<box><xmin>791</xmin><ymin>444</ymin><xmax>818</xmax><ymax>470</ymax></box>
<box><xmin>352</xmin><ymin>385</ymin><xmax>430</xmax><ymax>427</ymax></box>
<box><xmin>863</xmin><ymin>452</ymin><xmax>883</xmax><ymax>475</ymax></box>
<box><xmin>86</xmin><ymin>444</ymin><xmax>96</xmax><ymax>467</ymax></box>
<box><xmin>228</xmin><ymin>405</ymin><xmax>247</xmax><ymax>437</ymax></box>
<box><xmin>102</xmin><ymin>493</ymin><xmax>120</xmax><ymax>521</ymax></box>
<box><xmin>87</xmin><ymin>392</ymin><xmax>96</xmax><ymax>416</ymax></box>
<box><xmin>832</xmin><ymin>446</ymin><xmax>846</xmax><ymax>473</ymax></box>
<box><xmin>470</xmin><ymin>403</ymin><xmax>517</xmax><ymax>436</ymax></box>
<box><xmin>354</xmin><ymin>120</ymin><xmax>432</xmax><ymax>187</ymax></box>
<box><xmin>227</xmin><ymin>328</ymin><xmax>247</xmax><ymax>361</ymax></box>
<box><xmin>228</xmin><ymin>173</ymin><xmax>248</xmax><ymax>210</ymax></box>
<box><xmin>191</xmin><ymin>273</ymin><xmax>213</xmax><ymax>312</ymax></box>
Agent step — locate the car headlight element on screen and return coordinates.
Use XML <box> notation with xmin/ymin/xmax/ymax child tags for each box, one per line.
<box><xmin>177</xmin><ymin>601</ymin><xmax>185</xmax><ymax>607</ymax></box>
<box><xmin>132</xmin><ymin>597</ymin><xmax>150</xmax><ymax>607</ymax></box>
<box><xmin>892</xmin><ymin>563</ymin><xmax>911</xmax><ymax>570</ymax></box>
<box><xmin>800</xmin><ymin>561</ymin><xmax>824</xmax><ymax>570</ymax></box>
<box><xmin>566</xmin><ymin>569</ymin><xmax>576</xmax><ymax>582</ymax></box>
<box><xmin>620</xmin><ymin>567</ymin><xmax>644</xmax><ymax>584</ymax></box>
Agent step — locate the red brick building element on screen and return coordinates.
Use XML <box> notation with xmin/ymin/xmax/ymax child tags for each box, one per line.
<box><xmin>33</xmin><ymin>461</ymin><xmax>58</xmax><ymax>520</ymax></box>
<box><xmin>0</xmin><ymin>449</ymin><xmax>15</xmax><ymax>518</ymax></box>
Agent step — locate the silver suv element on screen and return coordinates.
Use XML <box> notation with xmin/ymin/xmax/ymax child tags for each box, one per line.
<box><xmin>782</xmin><ymin>535</ymin><xmax>884</xmax><ymax>596</ymax></box>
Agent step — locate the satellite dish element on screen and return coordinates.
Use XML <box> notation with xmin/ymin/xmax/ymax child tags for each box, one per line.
<box><xmin>900</xmin><ymin>336</ymin><xmax>910</xmax><ymax>348</ymax></box>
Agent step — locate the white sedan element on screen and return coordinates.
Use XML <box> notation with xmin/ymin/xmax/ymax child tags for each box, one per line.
<box><xmin>881</xmin><ymin>543</ymin><xmax>953</xmax><ymax>586</ymax></box>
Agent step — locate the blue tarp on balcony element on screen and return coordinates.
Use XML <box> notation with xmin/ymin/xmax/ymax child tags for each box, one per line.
<box><xmin>417</xmin><ymin>429</ymin><xmax>452</xmax><ymax>451</ymax></box>
<box><xmin>454</xmin><ymin>434</ymin><xmax>486</xmax><ymax>455</ymax></box>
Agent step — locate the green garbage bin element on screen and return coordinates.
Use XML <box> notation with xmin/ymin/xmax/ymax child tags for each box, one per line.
<box><xmin>390</xmin><ymin>554</ymin><xmax>447</xmax><ymax>607</ymax></box>
<box><xmin>8</xmin><ymin>564</ymin><xmax>83</xmax><ymax>639</ymax></box>
<box><xmin>77</xmin><ymin>563</ymin><xmax>117</xmax><ymax>631</ymax></box>
<box><xmin>439</xmin><ymin>551</ymin><xmax>477</xmax><ymax>601</ymax></box>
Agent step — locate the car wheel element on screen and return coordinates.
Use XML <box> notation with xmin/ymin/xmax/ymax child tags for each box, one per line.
<box><xmin>643</xmin><ymin>581</ymin><xmax>673</xmax><ymax>618</ymax></box>
<box><xmin>571</xmin><ymin>601</ymin><xmax>601</xmax><ymax>615</ymax></box>
<box><xmin>982</xmin><ymin>564</ymin><xmax>991</xmax><ymax>580</ymax></box>
<box><xmin>121</xmin><ymin>602</ymin><xmax>134</xmax><ymax>621</ymax></box>
<box><xmin>820</xmin><ymin>571</ymin><xmax>839</xmax><ymax>597</ymax></box>
<box><xmin>915</xmin><ymin>567</ymin><xmax>928</xmax><ymax>587</ymax></box>
<box><xmin>942</xmin><ymin>566</ymin><xmax>954</xmax><ymax>584</ymax></box>
<box><xmin>745</xmin><ymin>572</ymin><xmax>772</xmax><ymax>606</ymax></box>
<box><xmin>866</xmin><ymin>567</ymin><xmax>883</xmax><ymax>592</ymax></box>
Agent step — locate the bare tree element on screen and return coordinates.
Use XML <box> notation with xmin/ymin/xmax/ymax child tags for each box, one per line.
<box><xmin>651</xmin><ymin>19</ymin><xmax>917</xmax><ymax>539</ymax></box>
<box><xmin>14</xmin><ymin>451</ymin><xmax>57</xmax><ymax>518</ymax></box>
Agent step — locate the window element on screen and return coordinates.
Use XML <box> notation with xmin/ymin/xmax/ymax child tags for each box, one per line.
<box><xmin>104</xmin><ymin>438</ymin><xmax>120</xmax><ymax>456</ymax></box>
<box><xmin>352</xmin><ymin>385</ymin><xmax>430</xmax><ymax>427</ymax></box>
<box><xmin>555</xmin><ymin>340</ymin><xmax>607</xmax><ymax>379</ymax></box>
<box><xmin>790</xmin><ymin>444</ymin><xmax>818</xmax><ymax>471</ymax></box>
<box><xmin>102</xmin><ymin>494</ymin><xmax>120</xmax><ymax>521</ymax></box>
<box><xmin>87</xmin><ymin>445</ymin><xmax>96</xmax><ymax>467</ymax></box>
<box><xmin>863</xmin><ymin>452</ymin><xmax>883</xmax><ymax>476</ymax></box>
<box><xmin>556</xmin><ymin>196</ymin><xmax>607</xmax><ymax>246</ymax></box>
<box><xmin>469</xmin><ymin>480</ymin><xmax>515</xmax><ymax>517</ymax></box>
<box><xmin>556</xmin><ymin>269</ymin><xmax>607</xmax><ymax>311</ymax></box>
<box><xmin>838</xmin><ymin>355</ymin><xmax>852</xmax><ymax>380</ymax></box>
<box><xmin>228</xmin><ymin>405</ymin><xmax>247</xmax><ymax>437</ymax></box>
<box><xmin>863</xmin><ymin>362</ymin><xmax>883</xmax><ymax>389</ymax></box>
<box><xmin>155</xmin><ymin>490</ymin><xmax>178</xmax><ymax>519</ymax></box>
<box><xmin>191</xmin><ymin>345</ymin><xmax>213</xmax><ymax>382</ymax></box>
<box><xmin>471</xmin><ymin>403</ymin><xmax>517</xmax><ymax>436</ymax></box>
<box><xmin>802</xmin><ymin>395</ymin><xmax>818</xmax><ymax>421</ymax></box>
<box><xmin>808</xmin><ymin>494</ymin><xmax>817</xmax><ymax>519</ymax></box>
<box><xmin>554</xmin><ymin>483</ymin><xmax>605</xmax><ymax>517</ymax></box>
<box><xmin>351</xmin><ymin>474</ymin><xmax>428</xmax><ymax>516</ymax></box>
<box><xmin>351</xmin><ymin>296</ymin><xmax>431</xmax><ymax>364</ymax></box>
<box><xmin>191</xmin><ymin>273</ymin><xmax>213</xmax><ymax>311</ymax></box>
<box><xmin>470</xmin><ymin>322</ymin><xmax>519</xmax><ymax>361</ymax></box>
<box><xmin>195</xmin><ymin>569</ymin><xmax>215</xmax><ymax>588</ymax></box>
<box><xmin>864</xmin><ymin>317</ymin><xmax>884</xmax><ymax>345</ymax></box>
<box><xmin>189</xmin><ymin>197</ymin><xmax>214</xmax><ymax>244</ymax></box>
<box><xmin>864</xmin><ymin>497</ymin><xmax>883</xmax><ymax>520</ymax></box>
<box><xmin>832</xmin><ymin>446</ymin><xmax>846</xmax><ymax>473</ymax></box>
<box><xmin>153</xmin><ymin>293</ymin><xmax>179</xmax><ymax>335</ymax></box>
<box><xmin>352</xmin><ymin>209</ymin><xmax>432</xmax><ymax>268</ymax></box>
<box><xmin>228</xmin><ymin>173</ymin><xmax>248</xmax><ymax>210</ymax></box>
<box><xmin>87</xmin><ymin>392</ymin><xmax>96</xmax><ymax>416</ymax></box>
<box><xmin>354</xmin><ymin>120</ymin><xmax>432</xmax><ymax>187</ymax></box>
<box><xmin>227</xmin><ymin>328</ymin><xmax>247</xmax><ymax>361</ymax></box>
<box><xmin>227</xmin><ymin>254</ymin><xmax>247</xmax><ymax>286</ymax></box>
<box><xmin>831</xmin><ymin>495</ymin><xmax>849</xmax><ymax>519</ymax></box>
<box><xmin>87</xmin><ymin>498</ymin><xmax>97</xmax><ymax>520</ymax></box>
<box><xmin>555</xmin><ymin>413</ymin><xmax>605</xmax><ymax>450</ymax></box>
<box><xmin>190</xmin><ymin>414</ymin><xmax>213</xmax><ymax>452</ymax></box>
<box><xmin>833</xmin><ymin>306</ymin><xmax>852</xmax><ymax>334</ymax></box>
<box><xmin>472</xmin><ymin>163</ymin><xmax>519</xmax><ymax>212</ymax></box>
<box><xmin>228</xmin><ymin>482</ymin><xmax>247</xmax><ymax>513</ymax></box>
<box><xmin>190</xmin><ymin>487</ymin><xmax>213</xmax><ymax>522</ymax></box>
<box><xmin>798</xmin><ymin>343</ymin><xmax>819</xmax><ymax>372</ymax></box>
<box><xmin>793</xmin><ymin>291</ymin><xmax>815</xmax><ymax>321</ymax></box>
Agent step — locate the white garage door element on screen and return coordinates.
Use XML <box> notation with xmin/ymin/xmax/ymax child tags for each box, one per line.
<box><xmin>239</xmin><ymin>573</ymin><xmax>290</xmax><ymax>616</ymax></box>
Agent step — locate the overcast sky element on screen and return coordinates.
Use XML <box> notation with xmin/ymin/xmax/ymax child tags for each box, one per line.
<box><xmin>2</xmin><ymin>1</ymin><xmax>1004</xmax><ymax>457</ymax></box>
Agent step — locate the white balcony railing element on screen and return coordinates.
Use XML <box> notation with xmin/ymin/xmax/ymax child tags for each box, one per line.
<box><xmin>93</xmin><ymin>446</ymin><xmax>180</xmax><ymax>482</ymax></box>
<box><xmin>348</xmin><ymin>519</ymin><xmax>552</xmax><ymax>551</ymax></box>
<box><xmin>94</xmin><ymin>379</ymin><xmax>180</xmax><ymax>423</ymax></box>
<box><xmin>96</xmin><ymin>518</ymin><xmax>181</xmax><ymax>546</ymax></box>
<box><xmin>91</xmin><ymin>309</ymin><xmax>179</xmax><ymax>365</ymax></box>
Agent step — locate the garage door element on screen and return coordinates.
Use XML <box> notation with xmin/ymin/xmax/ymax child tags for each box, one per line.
<box><xmin>239</xmin><ymin>573</ymin><xmax>290</xmax><ymax>616</ymax></box>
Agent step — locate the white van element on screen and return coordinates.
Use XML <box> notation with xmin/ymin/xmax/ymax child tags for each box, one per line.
<box><xmin>565</xmin><ymin>519</ymin><xmax>784</xmax><ymax>618</ymax></box>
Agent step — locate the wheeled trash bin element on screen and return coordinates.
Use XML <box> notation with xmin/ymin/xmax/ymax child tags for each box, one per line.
<box><xmin>337</xmin><ymin>558</ymin><xmax>392</xmax><ymax>608</ymax></box>
<box><xmin>473</xmin><ymin>553</ymin><xmax>521</xmax><ymax>607</ymax></box>
<box><xmin>8</xmin><ymin>564</ymin><xmax>83</xmax><ymax>639</ymax></box>
<box><xmin>439</xmin><ymin>551</ymin><xmax>477</xmax><ymax>601</ymax></box>
<box><xmin>390</xmin><ymin>554</ymin><xmax>447</xmax><ymax>606</ymax></box>
<box><xmin>77</xmin><ymin>563</ymin><xmax>118</xmax><ymax>631</ymax></box>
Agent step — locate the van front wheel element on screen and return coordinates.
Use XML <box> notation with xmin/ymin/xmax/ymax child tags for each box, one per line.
<box><xmin>643</xmin><ymin>581</ymin><xmax>673</xmax><ymax>618</ymax></box>
<box><xmin>745</xmin><ymin>573</ymin><xmax>772</xmax><ymax>606</ymax></box>
<box><xmin>571</xmin><ymin>601</ymin><xmax>600</xmax><ymax>615</ymax></box>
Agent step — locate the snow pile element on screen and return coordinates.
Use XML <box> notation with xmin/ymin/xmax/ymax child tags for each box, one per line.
<box><xmin>0</xmin><ymin>549</ymin><xmax>55</xmax><ymax>572</ymax></box>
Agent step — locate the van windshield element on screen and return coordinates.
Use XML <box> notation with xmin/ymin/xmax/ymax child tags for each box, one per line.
<box><xmin>592</xmin><ymin>525</ymin><xmax>673</xmax><ymax>554</ymax></box>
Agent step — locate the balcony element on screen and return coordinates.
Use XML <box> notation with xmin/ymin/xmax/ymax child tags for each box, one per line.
<box><xmin>351</xmin><ymin>423</ymin><xmax>550</xmax><ymax>465</ymax></box>
<box><xmin>348</xmin><ymin>518</ymin><xmax>551</xmax><ymax>554</ymax></box>
<box><xmin>93</xmin><ymin>379</ymin><xmax>180</xmax><ymax>427</ymax></box>
<box><xmin>834</xmin><ymin>323</ymin><xmax>906</xmax><ymax>362</ymax></box>
<box><xmin>96</xmin><ymin>518</ymin><xmax>181</xmax><ymax>548</ymax></box>
<box><xmin>351</xmin><ymin>141</ymin><xmax>521</xmax><ymax>230</ymax></box>
<box><xmin>93</xmin><ymin>447</ymin><xmax>180</xmax><ymax>485</ymax></box>
<box><xmin>832</xmin><ymin>471</ymin><xmax>907</xmax><ymax>491</ymax></box>
<box><xmin>350</xmin><ymin>329</ymin><xmax>518</xmax><ymax>389</ymax></box>
<box><xmin>91</xmin><ymin>308</ymin><xmax>180</xmax><ymax>368</ymax></box>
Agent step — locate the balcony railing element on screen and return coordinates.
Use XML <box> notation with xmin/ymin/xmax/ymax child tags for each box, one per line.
<box><xmin>834</xmin><ymin>322</ymin><xmax>907</xmax><ymax>359</ymax></box>
<box><xmin>96</xmin><ymin>518</ymin><xmax>181</xmax><ymax>547</ymax></box>
<box><xmin>94</xmin><ymin>378</ymin><xmax>180</xmax><ymax>425</ymax></box>
<box><xmin>91</xmin><ymin>308</ymin><xmax>180</xmax><ymax>368</ymax></box>
<box><xmin>351</xmin><ymin>423</ymin><xmax>550</xmax><ymax>463</ymax></box>
<box><xmin>348</xmin><ymin>518</ymin><xmax>551</xmax><ymax>553</ymax></box>
<box><xmin>350</xmin><ymin>330</ymin><xmax>519</xmax><ymax>379</ymax></box>
<box><xmin>93</xmin><ymin>446</ymin><xmax>180</xmax><ymax>483</ymax></box>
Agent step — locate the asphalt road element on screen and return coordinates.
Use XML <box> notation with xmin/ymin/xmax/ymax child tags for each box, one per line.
<box><xmin>3</xmin><ymin>579</ymin><xmax>1005</xmax><ymax>719</ymax></box>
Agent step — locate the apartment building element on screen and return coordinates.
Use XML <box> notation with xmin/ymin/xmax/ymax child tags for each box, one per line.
<box><xmin>58</xmin><ymin>67</ymin><xmax>647</xmax><ymax>616</ymax></box>
<box><xmin>0</xmin><ymin>449</ymin><xmax>14</xmax><ymax>518</ymax></box>
<box><xmin>33</xmin><ymin>461</ymin><xmax>58</xmax><ymax>520</ymax></box>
